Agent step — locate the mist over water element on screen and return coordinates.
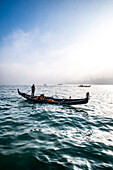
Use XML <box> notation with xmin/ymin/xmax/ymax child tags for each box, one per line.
<box><xmin>0</xmin><ymin>85</ymin><xmax>113</xmax><ymax>169</ymax></box>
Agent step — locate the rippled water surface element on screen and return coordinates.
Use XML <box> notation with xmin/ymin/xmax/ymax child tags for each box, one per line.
<box><xmin>0</xmin><ymin>85</ymin><xmax>113</xmax><ymax>169</ymax></box>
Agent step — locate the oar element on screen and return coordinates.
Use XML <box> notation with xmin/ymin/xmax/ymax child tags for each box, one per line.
<box><xmin>26</xmin><ymin>90</ymin><xmax>31</xmax><ymax>94</ymax></box>
<box><xmin>16</xmin><ymin>89</ymin><xmax>31</xmax><ymax>101</ymax></box>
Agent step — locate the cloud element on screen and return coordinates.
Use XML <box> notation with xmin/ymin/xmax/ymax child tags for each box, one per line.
<box><xmin>0</xmin><ymin>11</ymin><xmax>113</xmax><ymax>85</ymax></box>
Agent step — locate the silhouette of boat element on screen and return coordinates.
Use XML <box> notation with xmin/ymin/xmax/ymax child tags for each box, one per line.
<box><xmin>17</xmin><ymin>89</ymin><xmax>89</xmax><ymax>105</ymax></box>
<box><xmin>78</xmin><ymin>85</ymin><xmax>91</xmax><ymax>87</ymax></box>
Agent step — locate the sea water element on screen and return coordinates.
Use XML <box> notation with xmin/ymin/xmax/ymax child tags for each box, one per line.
<box><xmin>0</xmin><ymin>85</ymin><xmax>113</xmax><ymax>170</ymax></box>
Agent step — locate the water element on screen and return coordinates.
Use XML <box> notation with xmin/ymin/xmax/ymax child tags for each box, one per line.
<box><xmin>0</xmin><ymin>85</ymin><xmax>113</xmax><ymax>170</ymax></box>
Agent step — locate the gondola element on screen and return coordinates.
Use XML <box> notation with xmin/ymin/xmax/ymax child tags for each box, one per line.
<box><xmin>17</xmin><ymin>89</ymin><xmax>89</xmax><ymax>105</ymax></box>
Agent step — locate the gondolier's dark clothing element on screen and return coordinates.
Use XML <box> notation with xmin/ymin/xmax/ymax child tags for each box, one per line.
<box><xmin>31</xmin><ymin>84</ymin><xmax>35</xmax><ymax>97</ymax></box>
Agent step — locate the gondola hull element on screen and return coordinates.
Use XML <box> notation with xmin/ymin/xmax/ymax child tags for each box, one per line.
<box><xmin>17</xmin><ymin>89</ymin><xmax>89</xmax><ymax>105</ymax></box>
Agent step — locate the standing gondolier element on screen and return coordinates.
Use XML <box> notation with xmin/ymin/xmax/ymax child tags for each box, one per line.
<box><xmin>31</xmin><ymin>84</ymin><xmax>35</xmax><ymax>97</ymax></box>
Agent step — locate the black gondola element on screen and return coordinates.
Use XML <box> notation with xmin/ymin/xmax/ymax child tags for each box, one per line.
<box><xmin>17</xmin><ymin>89</ymin><xmax>89</xmax><ymax>105</ymax></box>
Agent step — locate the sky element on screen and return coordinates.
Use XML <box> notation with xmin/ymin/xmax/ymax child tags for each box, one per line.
<box><xmin>0</xmin><ymin>0</ymin><xmax>113</xmax><ymax>85</ymax></box>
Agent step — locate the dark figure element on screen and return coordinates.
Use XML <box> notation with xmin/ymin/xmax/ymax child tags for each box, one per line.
<box><xmin>31</xmin><ymin>84</ymin><xmax>35</xmax><ymax>97</ymax></box>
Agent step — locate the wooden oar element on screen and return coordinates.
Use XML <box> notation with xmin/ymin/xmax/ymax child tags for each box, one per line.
<box><xmin>26</xmin><ymin>90</ymin><xmax>31</xmax><ymax>94</ymax></box>
<box><xmin>16</xmin><ymin>89</ymin><xmax>31</xmax><ymax>101</ymax></box>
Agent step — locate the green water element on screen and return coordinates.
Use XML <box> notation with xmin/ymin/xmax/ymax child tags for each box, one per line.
<box><xmin>0</xmin><ymin>85</ymin><xmax>113</xmax><ymax>169</ymax></box>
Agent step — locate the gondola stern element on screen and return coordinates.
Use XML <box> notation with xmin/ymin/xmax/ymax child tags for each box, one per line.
<box><xmin>86</xmin><ymin>92</ymin><xmax>90</xmax><ymax>103</ymax></box>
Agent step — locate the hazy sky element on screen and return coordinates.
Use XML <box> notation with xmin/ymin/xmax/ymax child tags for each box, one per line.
<box><xmin>0</xmin><ymin>0</ymin><xmax>113</xmax><ymax>85</ymax></box>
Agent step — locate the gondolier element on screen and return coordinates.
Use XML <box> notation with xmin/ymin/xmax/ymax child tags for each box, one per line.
<box><xmin>31</xmin><ymin>84</ymin><xmax>35</xmax><ymax>97</ymax></box>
